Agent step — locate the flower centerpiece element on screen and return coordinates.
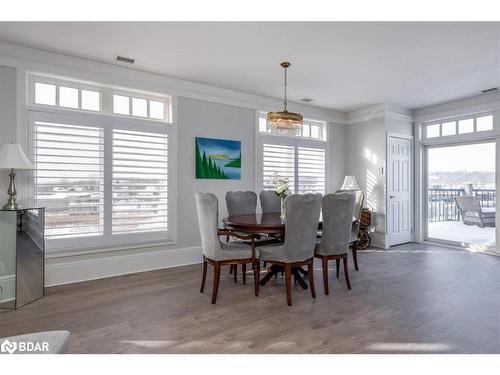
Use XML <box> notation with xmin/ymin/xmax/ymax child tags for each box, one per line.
<box><xmin>268</xmin><ymin>172</ymin><xmax>291</xmax><ymax>219</ymax></box>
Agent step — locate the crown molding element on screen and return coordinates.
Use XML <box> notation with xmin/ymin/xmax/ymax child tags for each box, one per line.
<box><xmin>0</xmin><ymin>40</ymin><xmax>348</xmax><ymax>124</ymax></box>
<box><xmin>346</xmin><ymin>103</ymin><xmax>413</xmax><ymax>124</ymax></box>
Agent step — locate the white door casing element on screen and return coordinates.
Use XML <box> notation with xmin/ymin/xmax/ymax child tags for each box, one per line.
<box><xmin>387</xmin><ymin>134</ymin><xmax>413</xmax><ymax>246</ymax></box>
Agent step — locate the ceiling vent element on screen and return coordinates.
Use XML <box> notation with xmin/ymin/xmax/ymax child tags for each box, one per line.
<box><xmin>116</xmin><ymin>56</ymin><xmax>135</xmax><ymax>64</ymax></box>
<box><xmin>481</xmin><ymin>87</ymin><xmax>498</xmax><ymax>93</ymax></box>
<box><xmin>301</xmin><ymin>98</ymin><xmax>314</xmax><ymax>103</ymax></box>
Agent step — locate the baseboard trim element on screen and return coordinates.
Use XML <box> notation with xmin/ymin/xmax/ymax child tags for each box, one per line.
<box><xmin>45</xmin><ymin>246</ymin><xmax>203</xmax><ymax>287</ymax></box>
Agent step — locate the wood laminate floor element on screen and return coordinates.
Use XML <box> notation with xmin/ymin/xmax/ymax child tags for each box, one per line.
<box><xmin>1</xmin><ymin>243</ymin><xmax>499</xmax><ymax>354</ymax></box>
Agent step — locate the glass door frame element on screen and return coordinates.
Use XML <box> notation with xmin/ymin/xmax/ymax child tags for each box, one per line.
<box><xmin>423</xmin><ymin>138</ymin><xmax>497</xmax><ymax>251</ymax></box>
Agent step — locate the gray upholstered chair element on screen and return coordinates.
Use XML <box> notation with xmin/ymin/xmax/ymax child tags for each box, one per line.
<box><xmin>0</xmin><ymin>331</ymin><xmax>70</xmax><ymax>354</ymax></box>
<box><xmin>225</xmin><ymin>191</ymin><xmax>258</xmax><ymax>216</ymax></box>
<box><xmin>225</xmin><ymin>190</ymin><xmax>276</xmax><ymax>279</ymax></box>
<box><xmin>260</xmin><ymin>190</ymin><xmax>281</xmax><ymax>213</ymax></box>
<box><xmin>258</xmin><ymin>193</ymin><xmax>322</xmax><ymax>306</ymax></box>
<box><xmin>336</xmin><ymin>189</ymin><xmax>365</xmax><ymax>271</ymax></box>
<box><xmin>455</xmin><ymin>196</ymin><xmax>495</xmax><ymax>228</ymax></box>
<box><xmin>315</xmin><ymin>193</ymin><xmax>356</xmax><ymax>294</ymax></box>
<box><xmin>195</xmin><ymin>193</ymin><xmax>260</xmax><ymax>304</ymax></box>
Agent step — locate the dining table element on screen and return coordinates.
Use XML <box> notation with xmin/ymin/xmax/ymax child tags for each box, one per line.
<box><xmin>222</xmin><ymin>212</ymin><xmax>322</xmax><ymax>289</ymax></box>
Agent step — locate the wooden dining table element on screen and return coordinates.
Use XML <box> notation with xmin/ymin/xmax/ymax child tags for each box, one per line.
<box><xmin>222</xmin><ymin>212</ymin><xmax>321</xmax><ymax>289</ymax></box>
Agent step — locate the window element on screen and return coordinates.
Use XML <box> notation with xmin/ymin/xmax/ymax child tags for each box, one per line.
<box><xmin>33</xmin><ymin>121</ymin><xmax>104</xmax><ymax>240</ymax></box>
<box><xmin>113</xmin><ymin>94</ymin><xmax>167</xmax><ymax>121</ymax></box>
<box><xmin>34</xmin><ymin>81</ymin><xmax>100</xmax><ymax>111</ymax></box>
<box><xmin>112</xmin><ymin>130</ymin><xmax>168</xmax><ymax>234</ymax></box>
<box><xmin>30</xmin><ymin>73</ymin><xmax>171</xmax><ymax>121</ymax></box>
<box><xmin>424</xmin><ymin>113</ymin><xmax>494</xmax><ymax>139</ymax></box>
<box><xmin>258</xmin><ymin>116</ymin><xmax>326</xmax><ymax>141</ymax></box>
<box><xmin>258</xmin><ymin>114</ymin><xmax>327</xmax><ymax>194</ymax></box>
<box><xmin>28</xmin><ymin>75</ymin><xmax>174</xmax><ymax>252</ymax></box>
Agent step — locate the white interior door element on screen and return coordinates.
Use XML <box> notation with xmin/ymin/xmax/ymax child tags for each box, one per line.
<box><xmin>387</xmin><ymin>135</ymin><xmax>413</xmax><ymax>246</ymax></box>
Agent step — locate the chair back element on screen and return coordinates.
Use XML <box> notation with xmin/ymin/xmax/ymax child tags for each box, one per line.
<box><xmin>455</xmin><ymin>196</ymin><xmax>482</xmax><ymax>214</ymax></box>
<box><xmin>336</xmin><ymin>189</ymin><xmax>364</xmax><ymax>234</ymax></box>
<box><xmin>317</xmin><ymin>193</ymin><xmax>356</xmax><ymax>256</ymax></box>
<box><xmin>225</xmin><ymin>191</ymin><xmax>257</xmax><ymax>216</ymax></box>
<box><xmin>282</xmin><ymin>193</ymin><xmax>322</xmax><ymax>262</ymax></box>
<box><xmin>195</xmin><ymin>192</ymin><xmax>222</xmax><ymax>259</ymax></box>
<box><xmin>260</xmin><ymin>190</ymin><xmax>281</xmax><ymax>213</ymax></box>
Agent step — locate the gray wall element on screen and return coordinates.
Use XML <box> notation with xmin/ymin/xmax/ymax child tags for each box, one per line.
<box><xmin>0</xmin><ymin>66</ymin><xmax>17</xmax><ymax>296</ymax></box>
<box><xmin>346</xmin><ymin>117</ymin><xmax>387</xmax><ymax>248</ymax></box>
<box><xmin>0</xmin><ymin>65</ymin><xmax>17</xmax><ymax>196</ymax></box>
<box><xmin>328</xmin><ymin>122</ymin><xmax>347</xmax><ymax>191</ymax></box>
<box><xmin>176</xmin><ymin>97</ymin><xmax>256</xmax><ymax>248</ymax></box>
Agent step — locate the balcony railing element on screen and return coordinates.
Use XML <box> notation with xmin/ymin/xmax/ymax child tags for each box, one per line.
<box><xmin>428</xmin><ymin>188</ymin><xmax>496</xmax><ymax>222</ymax></box>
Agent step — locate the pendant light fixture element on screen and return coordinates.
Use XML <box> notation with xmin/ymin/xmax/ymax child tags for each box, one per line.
<box><xmin>267</xmin><ymin>62</ymin><xmax>303</xmax><ymax>135</ymax></box>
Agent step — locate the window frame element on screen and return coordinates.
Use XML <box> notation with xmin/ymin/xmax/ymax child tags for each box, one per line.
<box><xmin>423</xmin><ymin>112</ymin><xmax>495</xmax><ymax>143</ymax></box>
<box><xmin>27</xmin><ymin>106</ymin><xmax>176</xmax><ymax>255</ymax></box>
<box><xmin>256</xmin><ymin>113</ymin><xmax>329</xmax><ymax>195</ymax></box>
<box><xmin>28</xmin><ymin>73</ymin><xmax>172</xmax><ymax>122</ymax></box>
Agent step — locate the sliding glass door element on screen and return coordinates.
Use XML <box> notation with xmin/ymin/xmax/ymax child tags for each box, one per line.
<box><xmin>426</xmin><ymin>141</ymin><xmax>496</xmax><ymax>249</ymax></box>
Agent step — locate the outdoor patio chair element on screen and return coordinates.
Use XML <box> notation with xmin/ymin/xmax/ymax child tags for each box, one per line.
<box><xmin>454</xmin><ymin>196</ymin><xmax>495</xmax><ymax>228</ymax></box>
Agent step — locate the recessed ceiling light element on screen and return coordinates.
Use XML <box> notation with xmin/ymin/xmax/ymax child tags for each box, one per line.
<box><xmin>301</xmin><ymin>98</ymin><xmax>314</xmax><ymax>103</ymax></box>
<box><xmin>116</xmin><ymin>56</ymin><xmax>135</xmax><ymax>64</ymax></box>
<box><xmin>481</xmin><ymin>87</ymin><xmax>498</xmax><ymax>93</ymax></box>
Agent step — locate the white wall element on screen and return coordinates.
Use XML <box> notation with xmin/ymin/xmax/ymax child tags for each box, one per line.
<box><xmin>345</xmin><ymin>117</ymin><xmax>387</xmax><ymax>248</ymax></box>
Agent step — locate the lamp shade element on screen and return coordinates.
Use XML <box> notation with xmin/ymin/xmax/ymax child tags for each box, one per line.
<box><xmin>0</xmin><ymin>143</ymin><xmax>35</xmax><ymax>170</ymax></box>
<box><xmin>340</xmin><ymin>175</ymin><xmax>360</xmax><ymax>190</ymax></box>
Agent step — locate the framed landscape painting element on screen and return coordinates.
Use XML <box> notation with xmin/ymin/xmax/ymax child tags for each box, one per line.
<box><xmin>195</xmin><ymin>137</ymin><xmax>241</xmax><ymax>180</ymax></box>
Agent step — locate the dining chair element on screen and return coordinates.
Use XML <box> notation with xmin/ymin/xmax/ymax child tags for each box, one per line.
<box><xmin>195</xmin><ymin>192</ymin><xmax>260</xmax><ymax>304</ymax></box>
<box><xmin>315</xmin><ymin>193</ymin><xmax>356</xmax><ymax>295</ymax></box>
<box><xmin>336</xmin><ymin>189</ymin><xmax>365</xmax><ymax>271</ymax></box>
<box><xmin>225</xmin><ymin>191</ymin><xmax>258</xmax><ymax>279</ymax></box>
<box><xmin>258</xmin><ymin>193</ymin><xmax>322</xmax><ymax>306</ymax></box>
<box><xmin>225</xmin><ymin>191</ymin><xmax>258</xmax><ymax>216</ymax></box>
<box><xmin>260</xmin><ymin>190</ymin><xmax>281</xmax><ymax>213</ymax></box>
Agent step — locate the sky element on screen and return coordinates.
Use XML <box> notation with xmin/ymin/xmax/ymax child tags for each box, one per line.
<box><xmin>196</xmin><ymin>137</ymin><xmax>241</xmax><ymax>158</ymax></box>
<box><xmin>427</xmin><ymin>142</ymin><xmax>495</xmax><ymax>173</ymax></box>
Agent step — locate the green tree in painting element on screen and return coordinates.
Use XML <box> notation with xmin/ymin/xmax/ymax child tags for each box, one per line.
<box><xmin>224</xmin><ymin>152</ymin><xmax>241</xmax><ymax>168</ymax></box>
<box><xmin>195</xmin><ymin>139</ymin><xmax>228</xmax><ymax>179</ymax></box>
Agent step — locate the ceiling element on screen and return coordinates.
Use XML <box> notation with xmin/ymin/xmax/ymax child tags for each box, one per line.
<box><xmin>0</xmin><ymin>22</ymin><xmax>498</xmax><ymax>112</ymax></box>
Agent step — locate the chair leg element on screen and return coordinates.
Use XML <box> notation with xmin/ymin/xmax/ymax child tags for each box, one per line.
<box><xmin>321</xmin><ymin>257</ymin><xmax>329</xmax><ymax>295</ymax></box>
<box><xmin>233</xmin><ymin>263</ymin><xmax>238</xmax><ymax>283</ymax></box>
<box><xmin>307</xmin><ymin>261</ymin><xmax>316</xmax><ymax>299</ymax></box>
<box><xmin>211</xmin><ymin>262</ymin><xmax>221</xmax><ymax>304</ymax></box>
<box><xmin>284</xmin><ymin>264</ymin><xmax>292</xmax><ymax>306</ymax></box>
<box><xmin>336</xmin><ymin>259</ymin><xmax>340</xmax><ymax>278</ymax></box>
<box><xmin>242</xmin><ymin>263</ymin><xmax>247</xmax><ymax>285</ymax></box>
<box><xmin>352</xmin><ymin>244</ymin><xmax>359</xmax><ymax>271</ymax></box>
<box><xmin>253</xmin><ymin>262</ymin><xmax>260</xmax><ymax>296</ymax></box>
<box><xmin>343</xmin><ymin>256</ymin><xmax>351</xmax><ymax>290</ymax></box>
<box><xmin>200</xmin><ymin>259</ymin><xmax>208</xmax><ymax>293</ymax></box>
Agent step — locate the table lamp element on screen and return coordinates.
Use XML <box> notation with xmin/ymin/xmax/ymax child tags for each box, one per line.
<box><xmin>340</xmin><ymin>175</ymin><xmax>360</xmax><ymax>190</ymax></box>
<box><xmin>0</xmin><ymin>143</ymin><xmax>35</xmax><ymax>209</ymax></box>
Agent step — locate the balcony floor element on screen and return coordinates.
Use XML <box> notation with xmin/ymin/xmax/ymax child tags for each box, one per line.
<box><xmin>428</xmin><ymin>221</ymin><xmax>495</xmax><ymax>247</ymax></box>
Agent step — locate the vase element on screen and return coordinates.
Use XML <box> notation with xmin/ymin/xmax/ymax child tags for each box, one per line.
<box><xmin>280</xmin><ymin>197</ymin><xmax>285</xmax><ymax>221</ymax></box>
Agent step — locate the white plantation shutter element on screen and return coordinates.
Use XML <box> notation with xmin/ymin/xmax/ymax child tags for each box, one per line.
<box><xmin>262</xmin><ymin>143</ymin><xmax>296</xmax><ymax>193</ymax></box>
<box><xmin>112</xmin><ymin>129</ymin><xmax>168</xmax><ymax>234</ymax></box>
<box><xmin>298</xmin><ymin>147</ymin><xmax>326</xmax><ymax>194</ymax></box>
<box><xmin>33</xmin><ymin>121</ymin><xmax>104</xmax><ymax>239</ymax></box>
<box><xmin>260</xmin><ymin>137</ymin><xmax>326</xmax><ymax>194</ymax></box>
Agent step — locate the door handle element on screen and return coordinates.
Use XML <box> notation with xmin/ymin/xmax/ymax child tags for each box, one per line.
<box><xmin>389</xmin><ymin>195</ymin><xmax>395</xmax><ymax>199</ymax></box>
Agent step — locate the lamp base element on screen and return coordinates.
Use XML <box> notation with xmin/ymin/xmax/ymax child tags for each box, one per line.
<box><xmin>3</xmin><ymin>201</ymin><xmax>20</xmax><ymax>210</ymax></box>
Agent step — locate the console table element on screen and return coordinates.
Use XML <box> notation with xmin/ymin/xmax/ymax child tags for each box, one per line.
<box><xmin>0</xmin><ymin>207</ymin><xmax>45</xmax><ymax>309</ymax></box>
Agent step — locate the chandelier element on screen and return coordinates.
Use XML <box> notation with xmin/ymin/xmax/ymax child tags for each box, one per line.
<box><xmin>267</xmin><ymin>62</ymin><xmax>303</xmax><ymax>135</ymax></box>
